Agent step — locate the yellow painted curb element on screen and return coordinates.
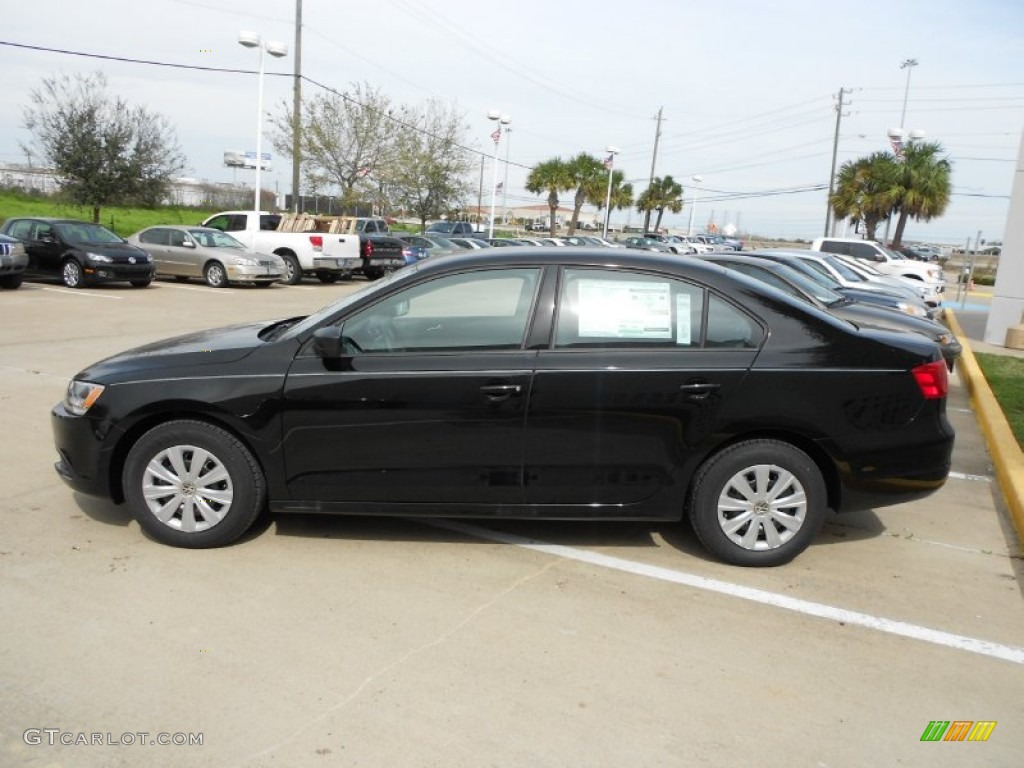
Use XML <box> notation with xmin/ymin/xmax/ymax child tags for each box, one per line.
<box><xmin>945</xmin><ymin>309</ymin><xmax>1024</xmax><ymax>550</ymax></box>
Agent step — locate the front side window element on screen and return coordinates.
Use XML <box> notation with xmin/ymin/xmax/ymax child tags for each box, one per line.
<box><xmin>850</xmin><ymin>243</ymin><xmax>881</xmax><ymax>261</ymax></box>
<box><xmin>339</xmin><ymin>268</ymin><xmax>541</xmax><ymax>354</ymax></box>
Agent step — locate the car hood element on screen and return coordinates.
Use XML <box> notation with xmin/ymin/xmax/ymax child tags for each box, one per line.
<box><xmin>73</xmin><ymin>241</ymin><xmax>149</xmax><ymax>258</ymax></box>
<box><xmin>76</xmin><ymin>321</ymin><xmax>274</xmax><ymax>382</ymax></box>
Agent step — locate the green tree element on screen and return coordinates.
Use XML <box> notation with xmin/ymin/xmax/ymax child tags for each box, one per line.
<box><xmin>588</xmin><ymin>169</ymin><xmax>634</xmax><ymax>233</ymax></box>
<box><xmin>21</xmin><ymin>71</ymin><xmax>186</xmax><ymax>223</ymax></box>
<box><xmin>830</xmin><ymin>152</ymin><xmax>897</xmax><ymax>241</ymax></box>
<box><xmin>889</xmin><ymin>141</ymin><xmax>952</xmax><ymax>249</ymax></box>
<box><xmin>525</xmin><ymin>158</ymin><xmax>574</xmax><ymax>235</ymax></box>
<box><xmin>637</xmin><ymin>175</ymin><xmax>684</xmax><ymax>233</ymax></box>
<box><xmin>564</xmin><ymin>152</ymin><xmax>606</xmax><ymax>235</ymax></box>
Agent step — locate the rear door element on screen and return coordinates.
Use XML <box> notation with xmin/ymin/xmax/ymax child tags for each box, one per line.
<box><xmin>523</xmin><ymin>267</ymin><xmax>762</xmax><ymax>515</ymax></box>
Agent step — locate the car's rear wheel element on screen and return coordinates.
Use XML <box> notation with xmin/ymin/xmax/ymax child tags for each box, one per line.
<box><xmin>123</xmin><ymin>420</ymin><xmax>265</xmax><ymax>548</ymax></box>
<box><xmin>0</xmin><ymin>274</ymin><xmax>23</xmax><ymax>289</ymax></box>
<box><xmin>204</xmin><ymin>261</ymin><xmax>228</xmax><ymax>288</ymax></box>
<box><xmin>688</xmin><ymin>439</ymin><xmax>826</xmax><ymax>567</ymax></box>
<box><xmin>62</xmin><ymin>259</ymin><xmax>84</xmax><ymax>288</ymax></box>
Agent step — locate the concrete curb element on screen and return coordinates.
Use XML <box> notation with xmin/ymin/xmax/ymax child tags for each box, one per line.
<box><xmin>946</xmin><ymin>309</ymin><xmax>1024</xmax><ymax>551</ymax></box>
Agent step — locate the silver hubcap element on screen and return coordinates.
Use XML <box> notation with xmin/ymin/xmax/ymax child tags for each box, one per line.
<box><xmin>64</xmin><ymin>263</ymin><xmax>80</xmax><ymax>285</ymax></box>
<box><xmin>141</xmin><ymin>444</ymin><xmax>233</xmax><ymax>533</ymax></box>
<box><xmin>717</xmin><ymin>464</ymin><xmax>807</xmax><ymax>551</ymax></box>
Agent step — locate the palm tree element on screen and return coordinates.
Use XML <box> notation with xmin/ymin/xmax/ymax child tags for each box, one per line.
<box><xmin>889</xmin><ymin>141</ymin><xmax>952</xmax><ymax>249</ymax></box>
<box><xmin>525</xmin><ymin>158</ymin><xmax>573</xmax><ymax>236</ymax></box>
<box><xmin>564</xmin><ymin>152</ymin><xmax>606</xmax><ymax>235</ymax></box>
<box><xmin>829</xmin><ymin>152</ymin><xmax>897</xmax><ymax>241</ymax></box>
<box><xmin>637</xmin><ymin>175</ymin><xmax>684</xmax><ymax>233</ymax></box>
<box><xmin>587</xmin><ymin>169</ymin><xmax>634</xmax><ymax>233</ymax></box>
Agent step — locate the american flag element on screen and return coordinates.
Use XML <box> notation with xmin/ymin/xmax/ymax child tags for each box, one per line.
<box><xmin>890</xmin><ymin>138</ymin><xmax>904</xmax><ymax>161</ymax></box>
<box><xmin>491</xmin><ymin>128</ymin><xmax>501</xmax><ymax>144</ymax></box>
<box><xmin>356</xmin><ymin>166</ymin><xmax>372</xmax><ymax>178</ymax></box>
<box><xmin>603</xmin><ymin>154</ymin><xmax>614</xmax><ymax>170</ymax></box>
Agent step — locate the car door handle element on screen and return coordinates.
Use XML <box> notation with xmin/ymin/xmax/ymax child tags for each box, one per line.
<box><xmin>480</xmin><ymin>384</ymin><xmax>522</xmax><ymax>401</ymax></box>
<box><xmin>679</xmin><ymin>382</ymin><xmax>720</xmax><ymax>400</ymax></box>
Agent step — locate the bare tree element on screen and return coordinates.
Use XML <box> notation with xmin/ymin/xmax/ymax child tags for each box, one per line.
<box><xmin>270</xmin><ymin>82</ymin><xmax>397</xmax><ymax>211</ymax></box>
<box><xmin>21</xmin><ymin>71</ymin><xmax>186</xmax><ymax>222</ymax></box>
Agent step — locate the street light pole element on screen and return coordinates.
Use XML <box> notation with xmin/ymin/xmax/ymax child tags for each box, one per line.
<box><xmin>239</xmin><ymin>31</ymin><xmax>288</xmax><ymax>226</ymax></box>
<box><xmin>687</xmin><ymin>175</ymin><xmax>703</xmax><ymax>236</ymax></box>
<box><xmin>602</xmin><ymin>146</ymin><xmax>619</xmax><ymax>239</ymax></box>
<box><xmin>899</xmin><ymin>58</ymin><xmax>918</xmax><ymax>129</ymax></box>
<box><xmin>502</xmin><ymin>126</ymin><xmax>512</xmax><ymax>225</ymax></box>
<box><xmin>487</xmin><ymin>110</ymin><xmax>510</xmax><ymax>239</ymax></box>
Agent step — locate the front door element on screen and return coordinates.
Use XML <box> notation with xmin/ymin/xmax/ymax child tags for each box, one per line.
<box><xmin>280</xmin><ymin>267</ymin><xmax>543</xmax><ymax>509</ymax></box>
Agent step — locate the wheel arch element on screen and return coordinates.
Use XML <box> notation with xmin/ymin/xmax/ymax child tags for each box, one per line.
<box><xmin>684</xmin><ymin>429</ymin><xmax>842</xmax><ymax>515</ymax></box>
<box><xmin>107</xmin><ymin>405</ymin><xmax>269</xmax><ymax>505</ymax></box>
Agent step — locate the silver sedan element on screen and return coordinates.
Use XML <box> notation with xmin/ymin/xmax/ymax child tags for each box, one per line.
<box><xmin>128</xmin><ymin>226</ymin><xmax>285</xmax><ymax>287</ymax></box>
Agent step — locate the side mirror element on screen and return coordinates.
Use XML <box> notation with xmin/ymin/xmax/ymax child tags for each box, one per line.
<box><xmin>182</xmin><ymin>240</ymin><xmax>196</xmax><ymax>249</ymax></box>
<box><xmin>312</xmin><ymin>327</ymin><xmax>343</xmax><ymax>359</ymax></box>
<box><xmin>393</xmin><ymin>300</ymin><xmax>410</xmax><ymax>318</ymax></box>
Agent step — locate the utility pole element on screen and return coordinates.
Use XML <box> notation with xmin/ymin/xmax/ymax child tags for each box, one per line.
<box><xmin>824</xmin><ymin>87</ymin><xmax>851</xmax><ymax>237</ymax></box>
<box><xmin>643</xmin><ymin>106</ymin><xmax>664</xmax><ymax>232</ymax></box>
<box><xmin>291</xmin><ymin>0</ymin><xmax>302</xmax><ymax>212</ymax></box>
<box><xmin>476</xmin><ymin>153</ymin><xmax>485</xmax><ymax>227</ymax></box>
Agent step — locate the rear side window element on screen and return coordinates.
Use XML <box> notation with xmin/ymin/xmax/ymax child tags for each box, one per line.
<box><xmin>6</xmin><ymin>220</ymin><xmax>33</xmax><ymax>240</ymax></box>
<box><xmin>555</xmin><ymin>269</ymin><xmax>705</xmax><ymax>348</ymax></box>
<box><xmin>139</xmin><ymin>228</ymin><xmax>169</xmax><ymax>245</ymax></box>
<box><xmin>818</xmin><ymin>239</ymin><xmax>850</xmax><ymax>256</ymax></box>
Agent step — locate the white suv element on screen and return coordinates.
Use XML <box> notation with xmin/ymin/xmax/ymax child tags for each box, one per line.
<box><xmin>811</xmin><ymin>237</ymin><xmax>945</xmax><ymax>305</ymax></box>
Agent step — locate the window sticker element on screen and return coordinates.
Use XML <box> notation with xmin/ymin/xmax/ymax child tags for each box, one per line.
<box><xmin>675</xmin><ymin>292</ymin><xmax>692</xmax><ymax>344</ymax></box>
<box><xmin>577</xmin><ymin>279</ymin><xmax>672</xmax><ymax>339</ymax></box>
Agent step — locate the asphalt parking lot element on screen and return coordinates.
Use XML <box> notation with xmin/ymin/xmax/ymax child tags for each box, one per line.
<box><xmin>2</xmin><ymin>276</ymin><xmax>1023</xmax><ymax>767</ymax></box>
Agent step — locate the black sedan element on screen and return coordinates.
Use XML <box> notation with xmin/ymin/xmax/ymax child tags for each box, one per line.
<box><xmin>52</xmin><ymin>248</ymin><xmax>955</xmax><ymax>566</ymax></box>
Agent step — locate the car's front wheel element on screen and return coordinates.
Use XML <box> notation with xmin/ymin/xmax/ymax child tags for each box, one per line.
<box><xmin>688</xmin><ymin>439</ymin><xmax>827</xmax><ymax>567</ymax></box>
<box><xmin>204</xmin><ymin>261</ymin><xmax>228</xmax><ymax>288</ymax></box>
<box><xmin>62</xmin><ymin>258</ymin><xmax>84</xmax><ymax>288</ymax></box>
<box><xmin>123</xmin><ymin>420</ymin><xmax>266</xmax><ymax>548</ymax></box>
<box><xmin>0</xmin><ymin>274</ymin><xmax>23</xmax><ymax>289</ymax></box>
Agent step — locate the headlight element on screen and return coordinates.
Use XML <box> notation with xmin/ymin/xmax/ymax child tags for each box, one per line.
<box><xmin>65</xmin><ymin>380</ymin><xmax>105</xmax><ymax>416</ymax></box>
<box><xmin>234</xmin><ymin>256</ymin><xmax>260</xmax><ymax>267</ymax></box>
<box><xmin>936</xmin><ymin>333</ymin><xmax>953</xmax><ymax>345</ymax></box>
<box><xmin>897</xmin><ymin>302</ymin><xmax>928</xmax><ymax>318</ymax></box>
<box><xmin>87</xmin><ymin>252</ymin><xmax>113</xmax><ymax>263</ymax></box>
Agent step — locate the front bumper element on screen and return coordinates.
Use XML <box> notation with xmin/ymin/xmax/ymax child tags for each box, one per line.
<box><xmin>84</xmin><ymin>262</ymin><xmax>156</xmax><ymax>283</ymax></box>
<box><xmin>51</xmin><ymin>401</ymin><xmax>118</xmax><ymax>500</ymax></box>
<box><xmin>228</xmin><ymin>264</ymin><xmax>283</xmax><ymax>283</ymax></box>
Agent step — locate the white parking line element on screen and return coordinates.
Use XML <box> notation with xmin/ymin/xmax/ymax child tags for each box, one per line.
<box><xmin>948</xmin><ymin>471</ymin><xmax>992</xmax><ymax>483</ymax></box>
<box><xmin>41</xmin><ymin>287</ymin><xmax>123</xmax><ymax>300</ymax></box>
<box><xmin>155</xmin><ymin>283</ymin><xmax>238</xmax><ymax>294</ymax></box>
<box><xmin>426</xmin><ymin>519</ymin><xmax>1024</xmax><ymax>666</ymax></box>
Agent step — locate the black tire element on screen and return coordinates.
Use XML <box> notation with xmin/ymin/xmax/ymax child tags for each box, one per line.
<box><xmin>130</xmin><ymin>278</ymin><xmax>153</xmax><ymax>288</ymax></box>
<box><xmin>0</xmin><ymin>273</ymin><xmax>23</xmax><ymax>289</ymax></box>
<box><xmin>62</xmin><ymin>258</ymin><xmax>84</xmax><ymax>288</ymax></box>
<box><xmin>688</xmin><ymin>439</ymin><xmax>826</xmax><ymax>567</ymax></box>
<box><xmin>317</xmin><ymin>271</ymin><xmax>339</xmax><ymax>284</ymax></box>
<box><xmin>204</xmin><ymin>261</ymin><xmax>228</xmax><ymax>288</ymax></box>
<box><xmin>280</xmin><ymin>252</ymin><xmax>302</xmax><ymax>285</ymax></box>
<box><xmin>363</xmin><ymin>267</ymin><xmax>383</xmax><ymax>281</ymax></box>
<box><xmin>123</xmin><ymin>420</ymin><xmax>265</xmax><ymax>548</ymax></box>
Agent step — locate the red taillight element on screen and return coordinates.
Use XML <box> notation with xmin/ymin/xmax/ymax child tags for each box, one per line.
<box><xmin>363</xmin><ymin>240</ymin><xmax>374</xmax><ymax>257</ymax></box>
<box><xmin>309</xmin><ymin>235</ymin><xmax>323</xmax><ymax>251</ymax></box>
<box><xmin>912</xmin><ymin>360</ymin><xmax>948</xmax><ymax>399</ymax></box>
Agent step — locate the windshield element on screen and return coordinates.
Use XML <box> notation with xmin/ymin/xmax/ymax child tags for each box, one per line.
<box><xmin>56</xmin><ymin>222</ymin><xmax>123</xmax><ymax>244</ymax></box>
<box><xmin>881</xmin><ymin>245</ymin><xmax>906</xmax><ymax>260</ymax></box>
<box><xmin>820</xmin><ymin>254</ymin><xmax>866</xmax><ymax>283</ymax></box>
<box><xmin>428</xmin><ymin>223</ymin><xmax>454</xmax><ymax>233</ymax></box>
<box><xmin>835</xmin><ymin>254</ymin><xmax>881</xmax><ymax>276</ymax></box>
<box><xmin>286</xmin><ymin>262</ymin><xmax>424</xmax><ymax>337</ymax></box>
<box><xmin>426</xmin><ymin>235</ymin><xmax>456</xmax><ymax>248</ymax></box>
<box><xmin>773</xmin><ymin>263</ymin><xmax>845</xmax><ymax>304</ymax></box>
<box><xmin>188</xmin><ymin>229</ymin><xmax>245</xmax><ymax>248</ymax></box>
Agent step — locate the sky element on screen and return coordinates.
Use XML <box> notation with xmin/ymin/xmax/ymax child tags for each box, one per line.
<box><xmin>1</xmin><ymin>0</ymin><xmax>1022</xmax><ymax>244</ymax></box>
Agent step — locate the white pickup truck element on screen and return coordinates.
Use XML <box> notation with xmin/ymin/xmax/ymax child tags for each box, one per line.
<box><xmin>200</xmin><ymin>211</ymin><xmax>361</xmax><ymax>284</ymax></box>
<box><xmin>811</xmin><ymin>237</ymin><xmax>946</xmax><ymax>305</ymax></box>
